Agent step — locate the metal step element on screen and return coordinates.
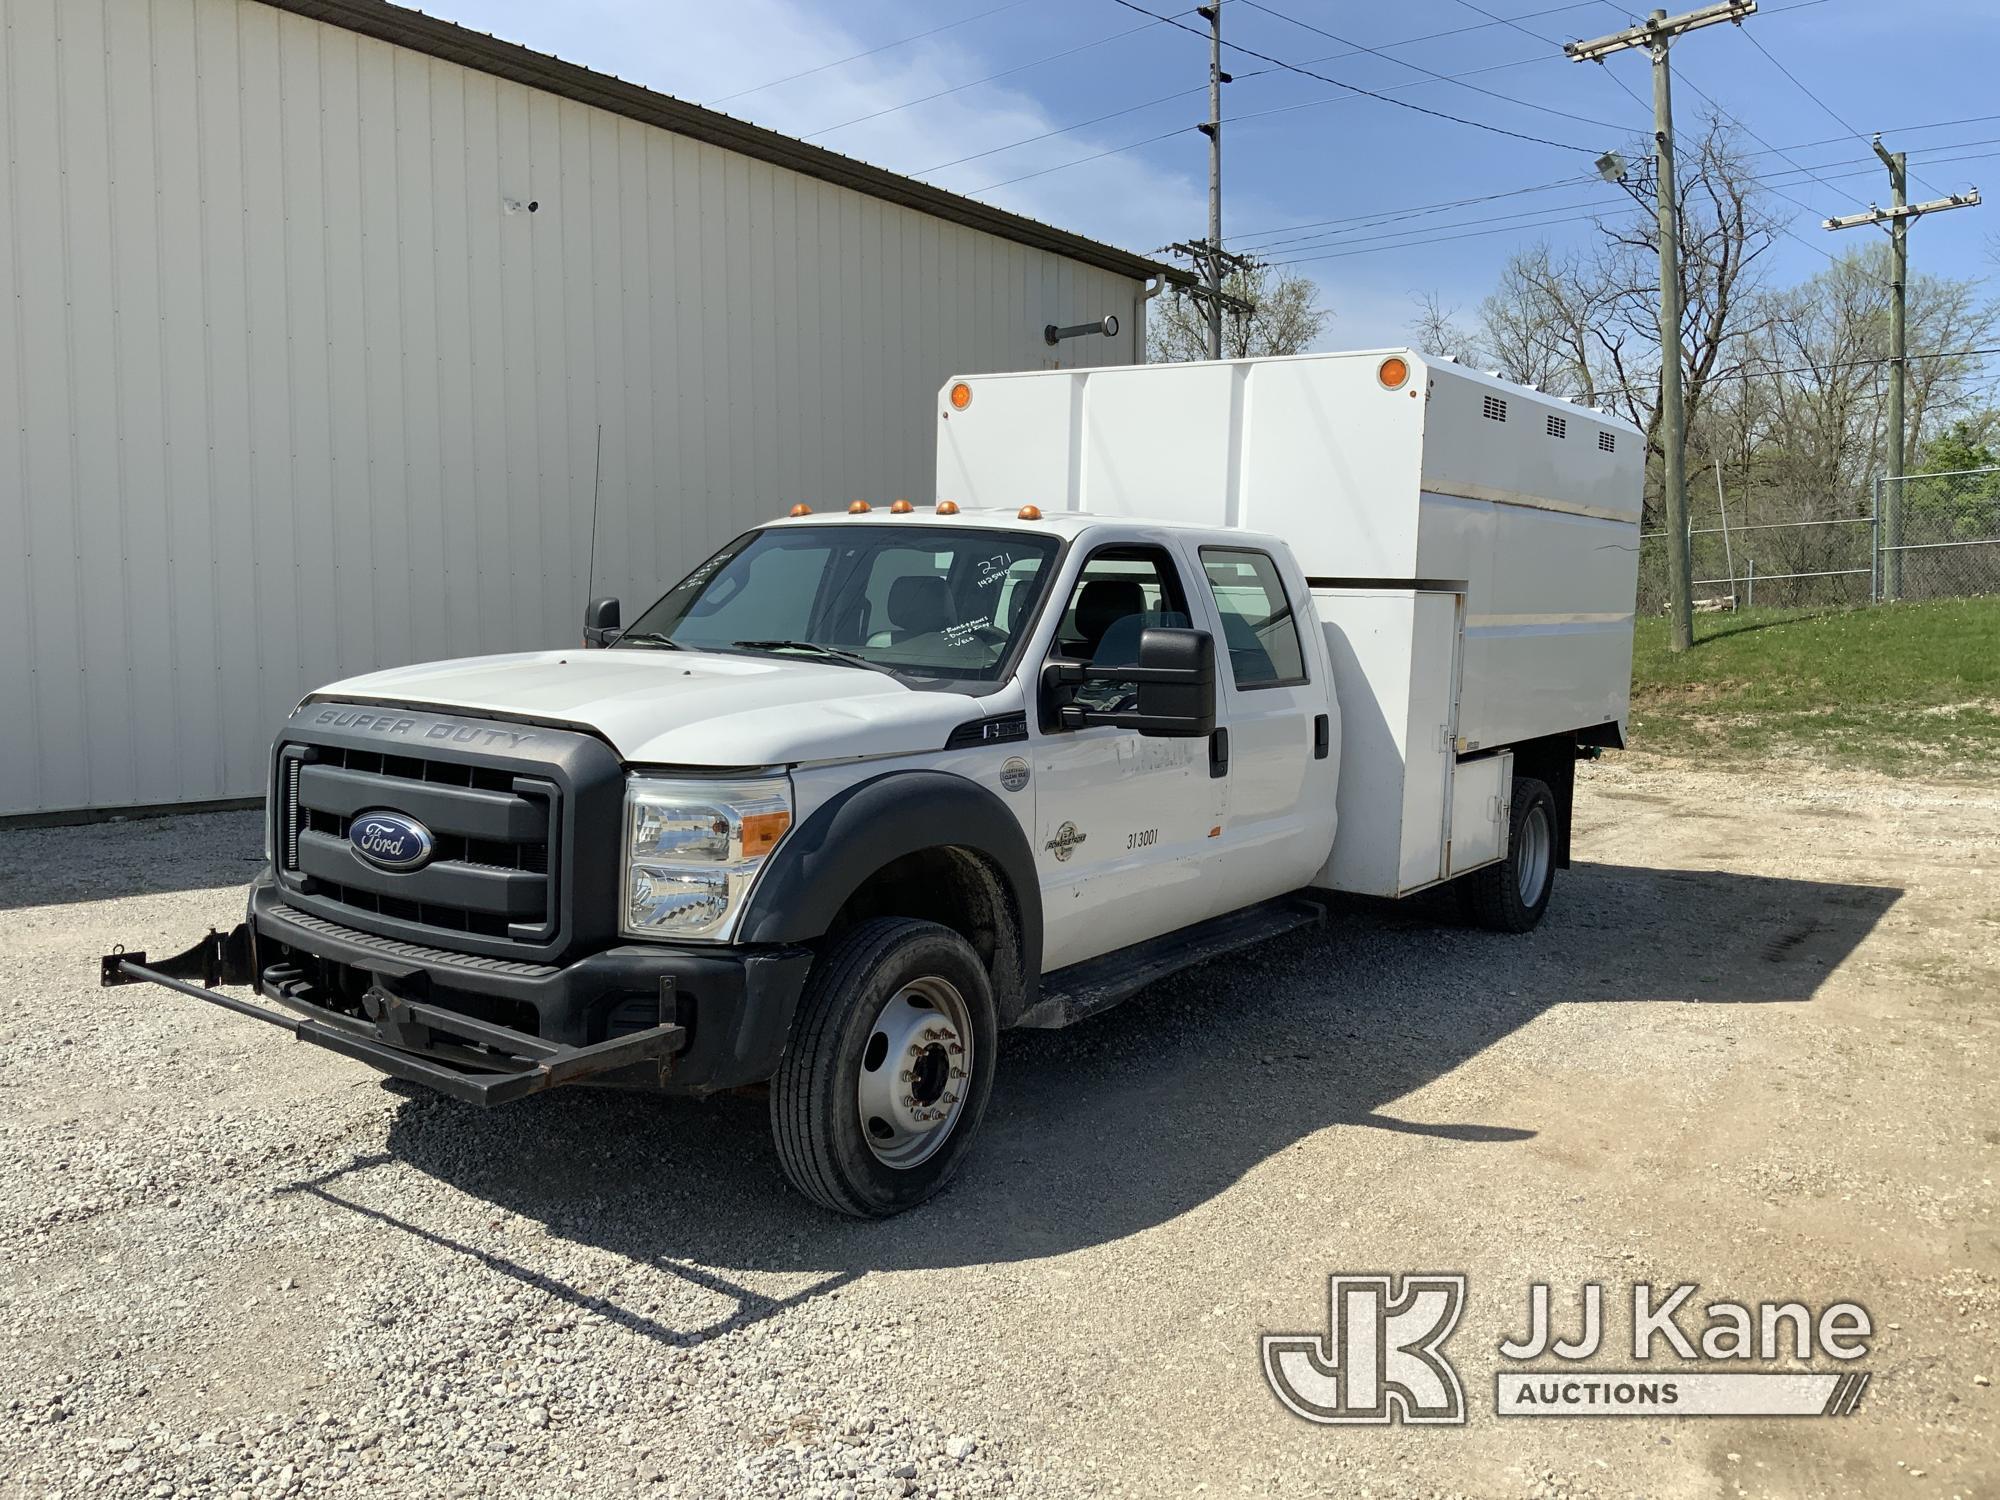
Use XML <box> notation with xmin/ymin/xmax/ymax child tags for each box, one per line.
<box><xmin>1017</xmin><ymin>894</ymin><xmax>1327</xmax><ymax>1029</ymax></box>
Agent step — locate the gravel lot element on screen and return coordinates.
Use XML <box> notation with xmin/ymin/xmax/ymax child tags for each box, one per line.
<box><xmin>2</xmin><ymin>756</ymin><xmax>1995</xmax><ymax>1499</ymax></box>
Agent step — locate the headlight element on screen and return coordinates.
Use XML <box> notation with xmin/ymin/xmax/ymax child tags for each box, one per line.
<box><xmin>621</xmin><ymin>775</ymin><xmax>792</xmax><ymax>941</ymax></box>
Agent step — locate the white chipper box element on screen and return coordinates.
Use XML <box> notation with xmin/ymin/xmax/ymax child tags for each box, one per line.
<box><xmin>936</xmin><ymin>349</ymin><xmax>1643</xmax><ymax>897</ymax></box>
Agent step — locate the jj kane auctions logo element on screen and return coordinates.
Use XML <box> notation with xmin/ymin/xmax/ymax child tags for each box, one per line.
<box><xmin>1263</xmin><ymin>1276</ymin><xmax>1873</xmax><ymax>1424</ymax></box>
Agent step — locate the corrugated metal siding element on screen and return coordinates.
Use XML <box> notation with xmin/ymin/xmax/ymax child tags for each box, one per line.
<box><xmin>0</xmin><ymin>0</ymin><xmax>1146</xmax><ymax>816</ymax></box>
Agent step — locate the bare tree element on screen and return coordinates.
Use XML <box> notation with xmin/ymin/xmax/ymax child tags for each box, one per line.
<box><xmin>1422</xmin><ymin>114</ymin><xmax>1782</xmax><ymax>528</ymax></box>
<box><xmin>1408</xmin><ymin>291</ymin><xmax>1482</xmax><ymax>365</ymax></box>
<box><xmin>1149</xmin><ymin>261</ymin><xmax>1332</xmax><ymax>362</ymax></box>
<box><xmin>1734</xmin><ymin>243</ymin><xmax>1998</xmax><ymax>508</ymax></box>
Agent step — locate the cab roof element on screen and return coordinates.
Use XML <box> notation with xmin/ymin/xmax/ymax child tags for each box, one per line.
<box><xmin>757</xmin><ymin>504</ymin><xmax>1284</xmax><ymax>551</ymax></box>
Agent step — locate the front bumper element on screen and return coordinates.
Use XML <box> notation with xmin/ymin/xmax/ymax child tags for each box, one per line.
<box><xmin>101</xmin><ymin>878</ymin><xmax>813</xmax><ymax>1102</ymax></box>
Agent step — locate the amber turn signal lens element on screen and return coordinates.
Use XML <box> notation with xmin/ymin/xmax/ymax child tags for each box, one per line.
<box><xmin>1017</xmin><ymin>504</ymin><xmax>1042</xmax><ymax>520</ymax></box>
<box><xmin>1378</xmin><ymin>356</ymin><xmax>1410</xmax><ymax>390</ymax></box>
<box><xmin>788</xmin><ymin>503</ymin><xmax>812</xmax><ymax>517</ymax></box>
<box><xmin>848</xmin><ymin>500</ymin><xmax>871</xmax><ymax>514</ymax></box>
<box><xmin>948</xmin><ymin>382</ymin><xmax>972</xmax><ymax>410</ymax></box>
<box><xmin>740</xmin><ymin>809</ymin><xmax>791</xmax><ymax>860</ymax></box>
<box><xmin>936</xmin><ymin>500</ymin><xmax>961</xmax><ymax>515</ymax></box>
<box><xmin>890</xmin><ymin>498</ymin><xmax>914</xmax><ymax>514</ymax></box>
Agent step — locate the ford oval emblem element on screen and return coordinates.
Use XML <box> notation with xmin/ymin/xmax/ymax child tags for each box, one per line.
<box><xmin>349</xmin><ymin>810</ymin><xmax>435</xmax><ymax>871</ymax></box>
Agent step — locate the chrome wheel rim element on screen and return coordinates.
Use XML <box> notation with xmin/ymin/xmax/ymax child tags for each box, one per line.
<box><xmin>855</xmin><ymin>976</ymin><xmax>974</xmax><ymax>1170</ymax></box>
<box><xmin>1516</xmin><ymin>803</ymin><xmax>1552</xmax><ymax>907</ymax></box>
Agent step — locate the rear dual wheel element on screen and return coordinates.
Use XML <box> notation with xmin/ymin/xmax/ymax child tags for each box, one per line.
<box><xmin>770</xmin><ymin>918</ymin><xmax>997</xmax><ymax>1218</ymax></box>
<box><xmin>1460</xmin><ymin>776</ymin><xmax>1557</xmax><ymax>933</ymax></box>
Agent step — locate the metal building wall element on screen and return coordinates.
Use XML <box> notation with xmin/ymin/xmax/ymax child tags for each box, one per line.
<box><xmin>0</xmin><ymin>0</ymin><xmax>1146</xmax><ymax>816</ymax></box>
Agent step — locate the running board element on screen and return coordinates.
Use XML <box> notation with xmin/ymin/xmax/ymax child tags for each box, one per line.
<box><xmin>1018</xmin><ymin>895</ymin><xmax>1326</xmax><ymax>1030</ymax></box>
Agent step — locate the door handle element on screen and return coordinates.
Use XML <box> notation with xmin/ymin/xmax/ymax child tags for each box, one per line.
<box><xmin>1209</xmin><ymin>727</ymin><xmax>1229</xmax><ymax>778</ymax></box>
<box><xmin>1313</xmin><ymin>713</ymin><xmax>1330</xmax><ymax>760</ymax></box>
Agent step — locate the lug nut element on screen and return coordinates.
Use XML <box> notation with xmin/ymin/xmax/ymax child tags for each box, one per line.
<box><xmin>950</xmin><ymin>1067</ymin><xmax>966</xmax><ymax>1079</ymax></box>
<box><xmin>900</xmin><ymin>1070</ymin><xmax>913</xmax><ymax>1082</ymax></box>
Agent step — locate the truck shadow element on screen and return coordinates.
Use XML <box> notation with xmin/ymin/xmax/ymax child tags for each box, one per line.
<box><xmin>289</xmin><ymin>858</ymin><xmax>1898</xmax><ymax>1346</ymax></box>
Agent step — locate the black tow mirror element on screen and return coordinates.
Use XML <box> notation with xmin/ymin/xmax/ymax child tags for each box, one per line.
<box><xmin>1041</xmin><ymin>627</ymin><xmax>1217</xmax><ymax>738</ymax></box>
<box><xmin>583</xmin><ymin>596</ymin><xmax>621</xmax><ymax>648</ymax></box>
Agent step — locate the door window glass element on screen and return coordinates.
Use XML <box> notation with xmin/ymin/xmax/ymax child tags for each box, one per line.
<box><xmin>1199</xmin><ymin>547</ymin><xmax>1307</xmax><ymax>688</ymax></box>
<box><xmin>1053</xmin><ymin>547</ymin><xmax>1193</xmax><ymax>712</ymax></box>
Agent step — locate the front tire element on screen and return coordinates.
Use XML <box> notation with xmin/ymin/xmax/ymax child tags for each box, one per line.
<box><xmin>770</xmin><ymin>918</ymin><xmax>998</xmax><ymax>1218</ymax></box>
<box><xmin>1461</xmin><ymin>776</ymin><xmax>1557</xmax><ymax>933</ymax></box>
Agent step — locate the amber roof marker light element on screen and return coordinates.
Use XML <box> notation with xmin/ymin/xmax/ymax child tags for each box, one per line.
<box><xmin>848</xmin><ymin>500</ymin><xmax>872</xmax><ymax>514</ymax></box>
<box><xmin>1017</xmin><ymin>505</ymin><xmax>1043</xmax><ymax>521</ymax></box>
<box><xmin>890</xmin><ymin>499</ymin><xmax>914</xmax><ymax>514</ymax></box>
<box><xmin>948</xmin><ymin>382</ymin><xmax>973</xmax><ymax>411</ymax></box>
<box><xmin>787</xmin><ymin>503</ymin><xmax>812</xmax><ymax>517</ymax></box>
<box><xmin>936</xmin><ymin>500</ymin><xmax>961</xmax><ymax>516</ymax></box>
<box><xmin>1378</xmin><ymin>355</ymin><xmax>1410</xmax><ymax>391</ymax></box>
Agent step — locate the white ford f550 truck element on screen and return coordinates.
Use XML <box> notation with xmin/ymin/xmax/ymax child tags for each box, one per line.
<box><xmin>106</xmin><ymin>350</ymin><xmax>1641</xmax><ymax>1217</ymax></box>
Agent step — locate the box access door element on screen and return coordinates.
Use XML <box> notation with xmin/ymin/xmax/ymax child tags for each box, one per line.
<box><xmin>1399</xmin><ymin>591</ymin><xmax>1461</xmax><ymax>890</ymax></box>
<box><xmin>1312</xmin><ymin>587</ymin><xmax>1464</xmax><ymax>897</ymax></box>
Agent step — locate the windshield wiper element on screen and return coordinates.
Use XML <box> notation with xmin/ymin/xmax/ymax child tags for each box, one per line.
<box><xmin>614</xmin><ymin>631</ymin><xmax>685</xmax><ymax>651</ymax></box>
<box><xmin>730</xmin><ymin>639</ymin><xmax>895</xmax><ymax>674</ymax></box>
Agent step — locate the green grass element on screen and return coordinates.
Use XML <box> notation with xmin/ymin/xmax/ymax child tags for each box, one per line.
<box><xmin>1628</xmin><ymin>597</ymin><xmax>2000</xmax><ymax>774</ymax></box>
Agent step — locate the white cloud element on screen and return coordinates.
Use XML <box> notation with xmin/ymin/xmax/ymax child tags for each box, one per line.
<box><xmin>419</xmin><ymin>1</ymin><xmax>1193</xmax><ymax>249</ymax></box>
<box><xmin>412</xmin><ymin>0</ymin><xmax>1329</xmax><ymax>273</ymax></box>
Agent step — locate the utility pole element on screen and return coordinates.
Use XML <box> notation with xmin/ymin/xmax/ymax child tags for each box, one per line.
<box><xmin>1824</xmin><ymin>151</ymin><xmax>1980</xmax><ymax>600</ymax></box>
<box><xmin>1167</xmin><ymin>5</ymin><xmax>1248</xmax><ymax>363</ymax></box>
<box><xmin>1198</xmin><ymin>1</ymin><xmax>1226</xmax><ymax>359</ymax></box>
<box><xmin>1566</xmin><ymin>0</ymin><xmax>1755</xmax><ymax>654</ymax></box>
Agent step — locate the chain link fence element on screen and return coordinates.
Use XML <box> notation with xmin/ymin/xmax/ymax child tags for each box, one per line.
<box><xmin>1638</xmin><ymin>464</ymin><xmax>2000</xmax><ymax>613</ymax></box>
<box><xmin>1880</xmin><ymin>466</ymin><xmax>2000</xmax><ymax>602</ymax></box>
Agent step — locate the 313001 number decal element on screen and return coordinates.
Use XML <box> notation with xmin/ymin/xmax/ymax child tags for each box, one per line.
<box><xmin>1126</xmin><ymin>828</ymin><xmax>1159</xmax><ymax>850</ymax></box>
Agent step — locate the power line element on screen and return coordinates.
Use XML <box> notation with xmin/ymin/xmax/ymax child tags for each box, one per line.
<box><xmin>1103</xmin><ymin>0</ymin><xmax>1601</xmax><ymax>153</ymax></box>
<box><xmin>1236</xmin><ymin>182</ymin><xmax>1601</xmax><ymax>253</ymax></box>
<box><xmin>1227</xmin><ymin>172</ymin><xmax>1591</xmax><ymax>243</ymax></box>
<box><xmin>1735</xmin><ymin>27</ymin><xmax>1949</xmax><ymax>197</ymax></box>
<box><xmin>915</xmin><ymin>85</ymin><xmax>1204</xmax><ymax>174</ymax></box>
<box><xmin>968</xmin><ymin>123</ymin><xmax>1199</xmax><ymax>193</ymax></box>
<box><xmin>1251</xmin><ymin>149</ymin><xmax>2000</xmax><ymax>265</ymax></box>
<box><xmin>956</xmin><ymin>48</ymin><xmax>1590</xmax><ymax>193</ymax></box>
<box><xmin>801</xmin><ymin>13</ymin><xmax>1189</xmax><ymax>142</ymax></box>
<box><xmin>1265</xmin><ymin>209</ymin><xmax>1613</xmax><ymax>265</ymax></box>
<box><xmin>904</xmin><ymin>5</ymin><xmax>1631</xmax><ymax>186</ymax></box>
<box><xmin>1738</xmin><ymin>29</ymin><xmax>1864</xmax><ymax>141</ymax></box>
<box><xmin>1239</xmin><ymin>0</ymin><xmax>1637</xmax><ymax>134</ymax></box>
<box><xmin>705</xmin><ymin>0</ymin><xmax>1039</xmax><ymax>106</ymax></box>
<box><xmin>1226</xmin><ymin>134</ymin><xmax>2000</xmax><ymax>253</ymax></box>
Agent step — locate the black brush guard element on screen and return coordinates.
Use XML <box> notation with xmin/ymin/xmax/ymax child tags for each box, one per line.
<box><xmin>101</xmin><ymin>926</ymin><xmax>685</xmax><ymax>1106</ymax></box>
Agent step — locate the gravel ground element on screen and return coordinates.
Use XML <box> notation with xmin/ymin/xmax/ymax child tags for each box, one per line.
<box><xmin>2</xmin><ymin>755</ymin><xmax>1995</xmax><ymax>1499</ymax></box>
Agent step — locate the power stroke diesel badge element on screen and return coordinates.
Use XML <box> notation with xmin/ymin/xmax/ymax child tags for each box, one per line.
<box><xmin>1044</xmin><ymin>822</ymin><xmax>1087</xmax><ymax>862</ymax></box>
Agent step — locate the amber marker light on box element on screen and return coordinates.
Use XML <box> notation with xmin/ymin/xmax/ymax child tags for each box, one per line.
<box><xmin>948</xmin><ymin>382</ymin><xmax>972</xmax><ymax>410</ymax></box>
<box><xmin>1378</xmin><ymin>356</ymin><xmax>1410</xmax><ymax>390</ymax></box>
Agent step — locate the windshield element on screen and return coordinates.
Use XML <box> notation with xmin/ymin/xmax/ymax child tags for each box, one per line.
<box><xmin>616</xmin><ymin>525</ymin><xmax>1063</xmax><ymax>682</ymax></box>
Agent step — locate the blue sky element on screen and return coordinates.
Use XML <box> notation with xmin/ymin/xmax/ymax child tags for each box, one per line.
<box><xmin>422</xmin><ymin>0</ymin><xmax>1998</xmax><ymax>349</ymax></box>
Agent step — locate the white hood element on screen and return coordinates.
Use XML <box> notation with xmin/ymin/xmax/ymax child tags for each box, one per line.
<box><xmin>311</xmin><ymin>649</ymin><xmax>1000</xmax><ymax>767</ymax></box>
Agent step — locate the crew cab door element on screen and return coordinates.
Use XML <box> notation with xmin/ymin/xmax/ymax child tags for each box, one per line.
<box><xmin>1031</xmin><ymin>542</ymin><xmax>1225</xmax><ymax>972</ymax></box>
<box><xmin>1191</xmin><ymin>543</ymin><xmax>1338</xmax><ymax>902</ymax></box>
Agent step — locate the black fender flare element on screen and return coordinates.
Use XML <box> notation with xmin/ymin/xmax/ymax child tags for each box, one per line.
<box><xmin>737</xmin><ymin>769</ymin><xmax>1043</xmax><ymax>1002</ymax></box>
